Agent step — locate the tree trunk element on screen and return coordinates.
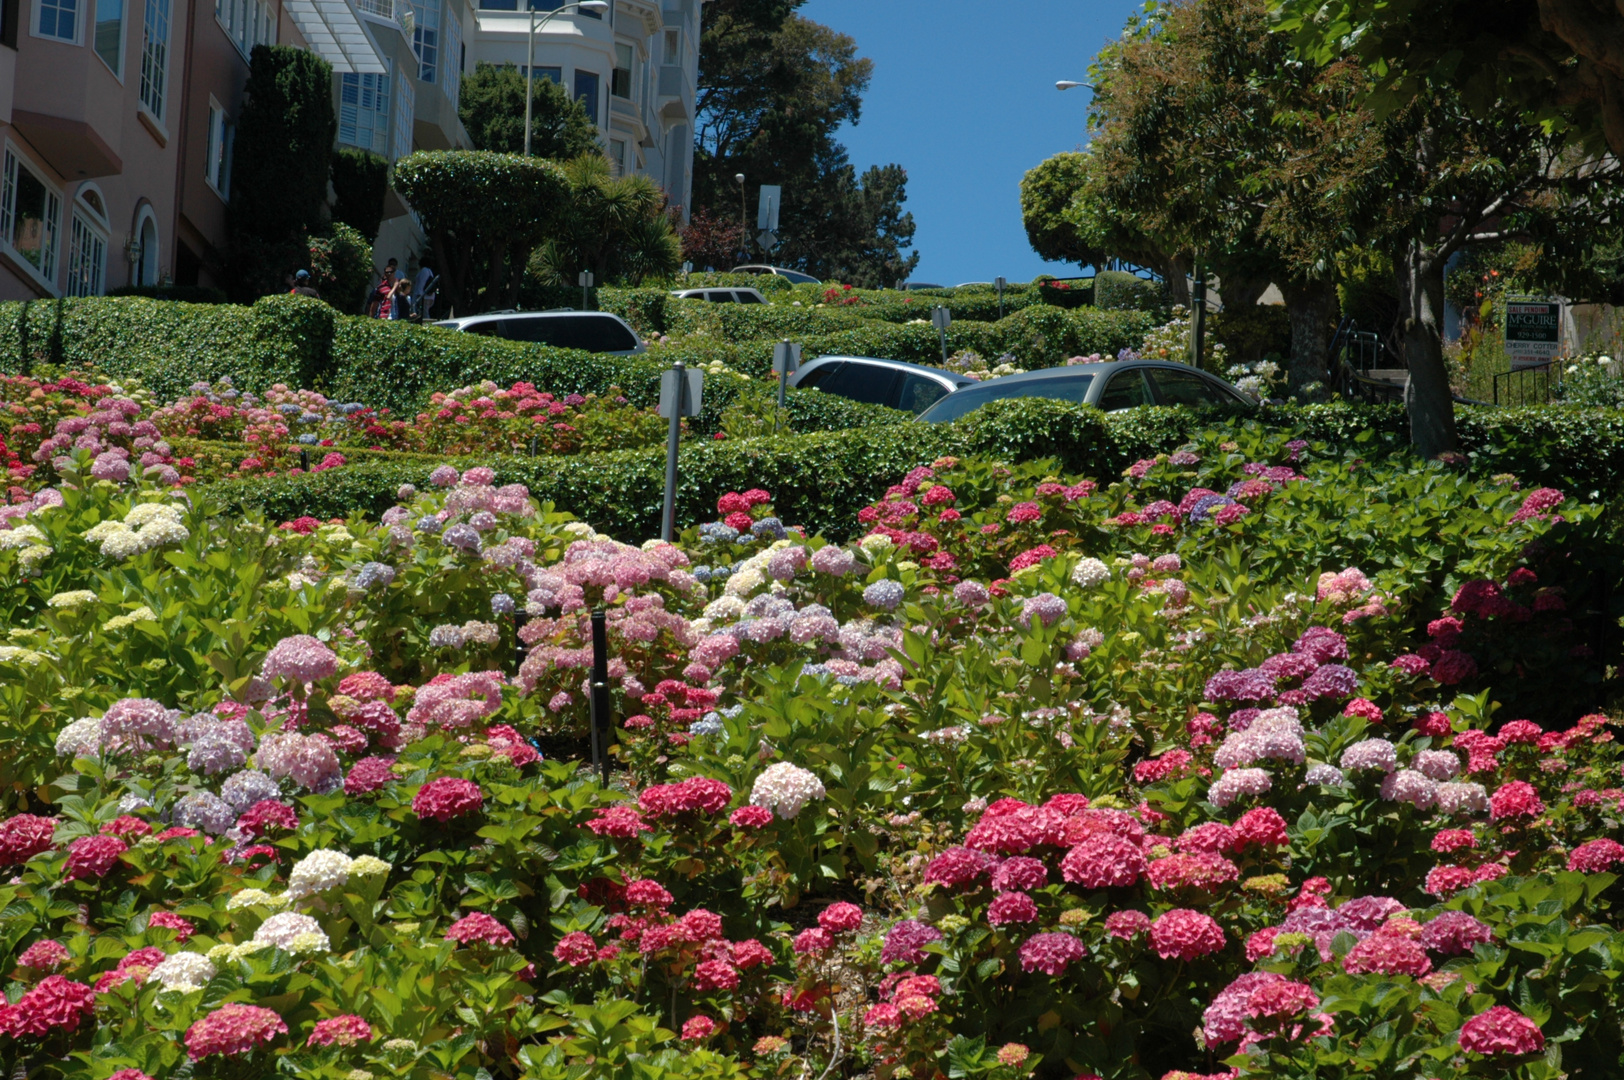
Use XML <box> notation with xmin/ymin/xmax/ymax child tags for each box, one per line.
<box><xmin>1159</xmin><ymin>253</ymin><xmax>1193</xmax><ymax>308</ymax></box>
<box><xmin>1280</xmin><ymin>280</ymin><xmax>1339</xmax><ymax>391</ymax></box>
<box><xmin>1396</xmin><ymin>240</ymin><xmax>1458</xmax><ymax>457</ymax></box>
<box><xmin>1215</xmin><ymin>274</ymin><xmax>1271</xmax><ymax>310</ymax></box>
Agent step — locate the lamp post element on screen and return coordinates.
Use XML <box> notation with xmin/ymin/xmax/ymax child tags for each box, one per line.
<box><xmin>525</xmin><ymin>0</ymin><xmax>609</xmax><ymax>157</ymax></box>
<box><xmin>1055</xmin><ymin>80</ymin><xmax>1097</xmax><ymax>92</ymax></box>
<box><xmin>734</xmin><ymin>172</ymin><xmax>746</xmax><ymax>263</ymax></box>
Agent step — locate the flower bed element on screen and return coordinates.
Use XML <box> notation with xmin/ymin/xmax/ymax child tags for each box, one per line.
<box><xmin>0</xmin><ymin>413</ymin><xmax>1619</xmax><ymax>1080</ymax></box>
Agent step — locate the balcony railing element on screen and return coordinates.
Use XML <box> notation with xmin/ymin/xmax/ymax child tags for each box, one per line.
<box><xmin>354</xmin><ymin>0</ymin><xmax>414</xmax><ymax>37</ymax></box>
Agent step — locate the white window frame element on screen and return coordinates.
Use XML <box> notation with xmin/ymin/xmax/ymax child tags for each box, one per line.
<box><xmin>92</xmin><ymin>0</ymin><xmax>126</xmax><ymax>78</ymax></box>
<box><xmin>34</xmin><ymin>0</ymin><xmax>81</xmax><ymax>42</ymax></box>
<box><xmin>131</xmin><ymin>203</ymin><xmax>160</xmax><ymax>287</ymax></box>
<box><xmin>138</xmin><ymin>0</ymin><xmax>170</xmax><ymax>123</ymax></box>
<box><xmin>205</xmin><ymin>98</ymin><xmax>234</xmax><ymax>199</ymax></box>
<box><xmin>339</xmin><ymin>62</ymin><xmax>391</xmax><ymax>155</ymax></box>
<box><xmin>66</xmin><ymin>188</ymin><xmax>110</xmax><ymax>297</ymax></box>
<box><xmin>1</xmin><ymin>144</ymin><xmax>64</xmax><ymax>293</ymax></box>
<box><xmin>412</xmin><ymin>0</ymin><xmax>438</xmax><ymax>83</ymax></box>
<box><xmin>391</xmin><ymin>65</ymin><xmax>414</xmax><ymax>160</ymax></box>
<box><xmin>214</xmin><ymin>0</ymin><xmax>269</xmax><ymax>59</ymax></box>
<box><xmin>442</xmin><ymin>3</ymin><xmax>460</xmax><ymax>105</ymax></box>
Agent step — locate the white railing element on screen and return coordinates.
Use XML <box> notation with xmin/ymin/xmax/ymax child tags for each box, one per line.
<box><xmin>354</xmin><ymin>0</ymin><xmax>413</xmax><ymax>36</ymax></box>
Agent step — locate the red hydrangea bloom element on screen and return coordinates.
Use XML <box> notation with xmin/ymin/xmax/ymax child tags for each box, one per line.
<box><xmin>675</xmin><ymin>908</ymin><xmax>724</xmax><ymax>943</ymax></box>
<box><xmin>639</xmin><ymin>778</ymin><xmax>733</xmax><ymax>817</ymax></box>
<box><xmin>881</xmin><ymin>920</ymin><xmax>942</xmax><ymax>964</ymax></box>
<box><xmin>344</xmin><ymin>756</ymin><xmax>397</xmax><ymax>795</ymax></box>
<box><xmin>337</xmin><ymin>671</ymin><xmax>396</xmax><ymax>702</ymax></box>
<box><xmin>8</xmin><ymin>976</ymin><xmax>96</xmax><ymax>1036</ymax></box>
<box><xmin>1245</xmin><ymin>928</ymin><xmax>1279</xmax><ymax>961</ymax></box>
<box><xmin>729</xmin><ymin>805</ymin><xmax>773</xmax><ymax>828</ymax></box>
<box><xmin>1431</xmin><ymin>829</ymin><xmax>1476</xmax><ymax>854</ymax></box>
<box><xmin>307</xmin><ymin>1014</ymin><xmax>372</xmax><ymax>1047</ymax></box>
<box><xmin>732</xmin><ymin>939</ymin><xmax>774</xmax><ymax>968</ymax></box>
<box><xmin>1149</xmin><ymin>909</ymin><xmax>1225</xmax><ymax>960</ymax></box>
<box><xmin>1420</xmin><ymin>911</ymin><xmax>1494</xmax><ymax>955</ymax></box>
<box><xmin>18</xmin><ymin>939</ymin><xmax>69</xmax><ymax>971</ymax></box>
<box><xmin>1508</xmin><ymin>488</ymin><xmax>1564</xmax><ymax>525</ymax></box>
<box><xmin>864</xmin><ymin>1003</ymin><xmax>903</xmax><ymax>1029</ymax></box>
<box><xmin>1425</xmin><ymin>865</ymin><xmax>1479</xmax><ymax>896</ymax></box>
<box><xmin>1488</xmin><ymin>781</ymin><xmax>1544</xmax><ymax>821</ymax></box>
<box><xmin>1018</xmin><ymin>932</ymin><xmax>1087</xmax><ymax>975</ymax></box>
<box><xmin>1432</xmin><ymin>650</ymin><xmax>1479</xmax><ymax>686</ymax></box>
<box><xmin>100</xmin><ymin>815</ymin><xmax>152</xmax><ymax>839</ymax></box>
<box><xmin>64</xmin><ymin>835</ymin><xmax>126</xmax><ymax>881</ymax></box>
<box><xmin>553</xmin><ymin>931</ymin><xmax>598</xmax><ymax>967</ymax></box>
<box><xmin>1247</xmin><ymin>979</ymin><xmax>1320</xmax><ymax>1021</ymax></box>
<box><xmin>0</xmin><ymin>814</ymin><xmax>57</xmax><ymax>866</ymax></box>
<box><xmin>1414</xmin><ymin>711</ymin><xmax>1452</xmax><ymax>737</ymax></box>
<box><xmin>692</xmin><ymin>959</ymin><xmax>740</xmax><ymax>990</ymax></box>
<box><xmin>922</xmin><ymin>845</ymin><xmax>997</xmax><ymax>889</ymax></box>
<box><xmin>1233</xmin><ymin>807</ymin><xmax>1290</xmax><ymax>849</ymax></box>
<box><xmin>1061</xmin><ymin>834</ymin><xmax>1148</xmax><ymax>889</ymax></box>
<box><xmin>107</xmin><ymin>1071</ymin><xmax>154</xmax><ymax>1080</ymax></box>
<box><xmin>1146</xmin><ymin>852</ymin><xmax>1241</xmax><ymax>891</ymax></box>
<box><xmin>1568</xmin><ymin>838</ymin><xmax>1624</xmax><ymax>873</ymax></box>
<box><xmin>1498</xmin><ymin>720</ymin><xmax>1542</xmax><ymax>745</ymax></box>
<box><xmin>1134</xmin><ymin>749</ymin><xmax>1194</xmax><ymax>783</ymax></box>
<box><xmin>413</xmin><ymin>777</ymin><xmax>484</xmax><ymax>822</ymax></box>
<box><xmin>1343</xmin><ymin>698</ymin><xmax>1383</xmax><ymax>723</ymax></box>
<box><xmin>237</xmin><ymin>799</ymin><xmax>299</xmax><ymax>837</ymax></box>
<box><xmin>117</xmin><ymin>946</ymin><xmax>168</xmax><ymax>975</ymax></box>
<box><xmin>1105</xmin><ymin>910</ymin><xmax>1150</xmax><ymax>940</ymax></box>
<box><xmin>991</xmin><ymin>856</ymin><xmax>1049</xmax><ymax>892</ymax></box>
<box><xmin>681</xmin><ymin>1015</ymin><xmax>717</xmax><ymax>1041</ymax></box>
<box><xmin>147</xmin><ymin>911</ymin><xmax>194</xmax><ymax>942</ymax></box>
<box><xmin>585</xmin><ymin>805</ymin><xmax>652</xmax><ymax>837</ymax></box>
<box><xmin>625</xmin><ymin>880</ymin><xmax>674</xmax><ymax>908</ymax></box>
<box><xmin>185</xmin><ymin>1003</ymin><xmax>289</xmax><ymax>1060</ymax></box>
<box><xmin>1342</xmin><ymin>935</ymin><xmax>1431</xmax><ymax>977</ymax></box>
<box><xmin>1459</xmin><ymin>1006</ymin><xmax>1545</xmax><ymax>1055</ymax></box>
<box><xmin>793</xmin><ymin>928</ymin><xmax>833</xmax><ymax>955</ymax></box>
<box><xmin>987</xmin><ymin>891</ymin><xmax>1039</xmax><ymax>926</ymax></box>
<box><xmin>444</xmin><ymin>912</ymin><xmax>515</xmax><ymax>947</ymax></box>
<box><xmin>1176</xmin><ymin>823</ymin><xmax>1239</xmax><ymax>855</ymax></box>
<box><xmin>965</xmin><ymin>803</ymin><xmax>1067</xmax><ymax>854</ymax></box>
<box><xmin>818</xmin><ymin>902</ymin><xmax>864</xmax><ymax>933</ymax></box>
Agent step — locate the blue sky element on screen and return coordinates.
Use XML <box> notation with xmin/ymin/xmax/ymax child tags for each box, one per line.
<box><xmin>798</xmin><ymin>0</ymin><xmax>1145</xmax><ymax>285</ymax></box>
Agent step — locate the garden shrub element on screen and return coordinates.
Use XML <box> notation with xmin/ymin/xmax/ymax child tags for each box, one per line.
<box><xmin>303</xmin><ymin>223</ymin><xmax>374</xmax><ymax>316</ymax></box>
<box><xmin>1211</xmin><ymin>303</ymin><xmax>1292</xmax><ymax>362</ymax></box>
<box><xmin>1095</xmin><ymin>269</ymin><xmax>1170</xmax><ymax>312</ymax></box>
<box><xmin>329</xmin><ymin>147</ymin><xmax>389</xmax><ymax>243</ymax></box>
<box><xmin>104</xmin><ymin>284</ymin><xmax>229</xmax><ymax>304</ymax></box>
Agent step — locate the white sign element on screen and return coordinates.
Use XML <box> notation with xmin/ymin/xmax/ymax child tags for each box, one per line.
<box><xmin>930</xmin><ymin>306</ymin><xmax>952</xmax><ymax>330</ymax></box>
<box><xmin>658</xmin><ymin>368</ymin><xmax>704</xmax><ymax>418</ymax></box>
<box><xmin>756</xmin><ymin>185</ymin><xmax>781</xmax><ymax>232</ymax></box>
<box><xmin>772</xmin><ymin>341</ymin><xmax>801</xmax><ymax>375</ymax></box>
<box><xmin>577</xmin><ymin>270</ymin><xmax>594</xmax><ymax>287</ymax></box>
<box><xmin>1505</xmin><ymin>299</ymin><xmax>1562</xmax><ymax>370</ymax></box>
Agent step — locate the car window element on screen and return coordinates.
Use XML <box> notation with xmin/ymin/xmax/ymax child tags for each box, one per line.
<box><xmin>919</xmin><ymin>374</ymin><xmax>1094</xmax><ymax>423</ymax></box>
<box><xmin>1099</xmin><ymin>369</ymin><xmax>1153</xmax><ymax>411</ymax></box>
<box><xmin>816</xmin><ymin>360</ymin><xmax>900</xmax><ymax>406</ymax></box>
<box><xmin>735</xmin><ymin>291</ymin><xmax>764</xmax><ymax>304</ymax></box>
<box><xmin>500</xmin><ymin>315</ymin><xmax>636</xmax><ymax>352</ymax></box>
<box><xmin>708</xmin><ymin>291</ymin><xmax>735</xmax><ymax>303</ymax></box>
<box><xmin>778</xmin><ymin>270</ymin><xmax>818</xmax><ymax>284</ymax></box>
<box><xmin>896</xmin><ymin>373</ymin><xmax>951</xmax><ymax>414</ymax></box>
<box><xmin>1147</xmin><ymin>367</ymin><xmax>1238</xmax><ymax>406</ymax></box>
<box><xmin>795</xmin><ymin>361</ymin><xmax>840</xmax><ymax>389</ymax></box>
<box><xmin>464</xmin><ymin>321</ymin><xmax>500</xmax><ymax>336</ymax></box>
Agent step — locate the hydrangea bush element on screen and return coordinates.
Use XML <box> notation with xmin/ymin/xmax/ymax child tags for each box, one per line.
<box><xmin>0</xmin><ymin>419</ymin><xmax>1619</xmax><ymax>1080</ymax></box>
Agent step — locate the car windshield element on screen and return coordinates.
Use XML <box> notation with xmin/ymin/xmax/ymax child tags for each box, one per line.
<box><xmin>777</xmin><ymin>269</ymin><xmax>819</xmax><ymax>284</ymax></box>
<box><xmin>918</xmin><ymin>373</ymin><xmax>1094</xmax><ymax>423</ymax></box>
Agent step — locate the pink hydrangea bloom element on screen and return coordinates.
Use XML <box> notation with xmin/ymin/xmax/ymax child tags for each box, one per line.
<box><xmin>1569</xmin><ymin>838</ymin><xmax>1624</xmax><ymax>873</ymax></box>
<box><xmin>1018</xmin><ymin>932</ymin><xmax>1087</xmax><ymax>975</ymax></box>
<box><xmin>1105</xmin><ymin>910</ymin><xmax>1150</xmax><ymax>940</ymax></box>
<box><xmin>0</xmin><ymin>814</ymin><xmax>57</xmax><ymax>866</ymax></box>
<box><xmin>818</xmin><ymin>902</ymin><xmax>864</xmax><ymax>933</ymax></box>
<box><xmin>987</xmin><ymin>891</ymin><xmax>1039</xmax><ymax>925</ymax></box>
<box><xmin>553</xmin><ymin>932</ymin><xmax>597</xmax><ymax>967</ymax></box>
<box><xmin>1342</xmin><ymin>934</ymin><xmax>1431</xmax><ymax>977</ymax></box>
<box><xmin>1149</xmin><ymin>909</ymin><xmax>1225</xmax><ymax>960</ymax></box>
<box><xmin>65</xmin><ymin>835</ymin><xmax>126</xmax><ymax>881</ymax></box>
<box><xmin>1458</xmin><ymin>1006</ymin><xmax>1545</xmax><ymax>1055</ymax></box>
<box><xmin>184</xmin><ymin>1004</ymin><xmax>289</xmax><ymax>1059</ymax></box>
<box><xmin>1061</xmin><ymin>834</ymin><xmax>1148</xmax><ymax>889</ymax></box>
<box><xmin>261</xmin><ymin>635</ymin><xmax>339</xmax><ymax>684</ymax></box>
<box><xmin>413</xmin><ymin>777</ymin><xmax>484</xmax><ymax>822</ymax></box>
<box><xmin>445</xmin><ymin>912</ymin><xmax>515</xmax><ymax>947</ymax></box>
<box><xmin>307</xmin><ymin>1015</ymin><xmax>372</xmax><ymax>1047</ymax></box>
<box><xmin>1488</xmin><ymin>781</ymin><xmax>1544</xmax><ymax>821</ymax></box>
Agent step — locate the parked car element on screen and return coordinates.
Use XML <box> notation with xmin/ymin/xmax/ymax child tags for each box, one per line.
<box><xmin>670</xmin><ymin>287</ymin><xmax>769</xmax><ymax>304</ymax></box>
<box><xmin>730</xmin><ymin>264</ymin><xmax>822</xmax><ymax>285</ymax></box>
<box><xmin>916</xmin><ymin>360</ymin><xmax>1253</xmax><ymax>423</ymax></box>
<box><xmin>433</xmin><ymin>310</ymin><xmax>645</xmax><ymax>355</ymax></box>
<box><xmin>789</xmin><ymin>356</ymin><xmax>974</xmax><ymax>415</ymax></box>
<box><xmin>900</xmin><ymin>281</ymin><xmax>944</xmax><ymax>290</ymax></box>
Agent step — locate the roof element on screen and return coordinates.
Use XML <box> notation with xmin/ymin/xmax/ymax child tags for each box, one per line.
<box><xmin>975</xmin><ymin>359</ymin><xmax>1222</xmax><ymax>386</ymax></box>
<box><xmin>799</xmin><ymin>355</ymin><xmax>974</xmax><ymax>385</ymax></box>
<box><xmin>283</xmin><ymin>0</ymin><xmax>387</xmax><ymax>73</ymax></box>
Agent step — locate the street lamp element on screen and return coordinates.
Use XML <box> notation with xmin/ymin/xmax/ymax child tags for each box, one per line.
<box><xmin>734</xmin><ymin>172</ymin><xmax>746</xmax><ymax>263</ymax></box>
<box><xmin>525</xmin><ymin>0</ymin><xmax>610</xmax><ymax>157</ymax></box>
<box><xmin>1055</xmin><ymin>80</ymin><xmax>1097</xmax><ymax>92</ymax></box>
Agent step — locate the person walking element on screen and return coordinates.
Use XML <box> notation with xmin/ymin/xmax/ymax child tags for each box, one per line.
<box><xmin>366</xmin><ymin>261</ymin><xmax>398</xmax><ymax>319</ymax></box>
<box><xmin>388</xmin><ymin>277</ymin><xmax>419</xmax><ymax>322</ymax></box>
<box><xmin>289</xmin><ymin>270</ymin><xmax>321</xmax><ymax>299</ymax></box>
<box><xmin>413</xmin><ymin>258</ymin><xmax>438</xmax><ymax>321</ymax></box>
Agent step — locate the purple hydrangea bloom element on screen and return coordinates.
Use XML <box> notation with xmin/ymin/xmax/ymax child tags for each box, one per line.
<box><xmin>863</xmin><ymin>580</ymin><xmax>905</xmax><ymax>611</ymax></box>
<box><xmin>881</xmin><ymin>919</ymin><xmax>942</xmax><ymax>964</ymax></box>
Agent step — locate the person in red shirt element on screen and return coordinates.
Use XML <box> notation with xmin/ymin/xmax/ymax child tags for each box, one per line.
<box><xmin>366</xmin><ymin>260</ymin><xmax>398</xmax><ymax>318</ymax></box>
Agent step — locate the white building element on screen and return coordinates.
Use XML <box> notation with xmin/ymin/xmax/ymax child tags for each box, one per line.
<box><xmin>467</xmin><ymin>0</ymin><xmax>699</xmax><ymax>222</ymax></box>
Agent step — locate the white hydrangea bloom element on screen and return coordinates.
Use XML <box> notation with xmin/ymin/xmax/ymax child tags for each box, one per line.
<box><xmin>0</xmin><ymin>524</ymin><xmax>46</xmax><ymax>549</ymax></box>
<box><xmin>702</xmin><ymin>596</ymin><xmax>745</xmax><ymax>622</ymax></box>
<box><xmin>349</xmin><ymin>855</ymin><xmax>392</xmax><ymax>877</ymax></box>
<box><xmin>858</xmin><ymin>533</ymin><xmax>894</xmax><ymax>558</ymax></box>
<box><xmin>98</xmin><ymin>530</ymin><xmax>146</xmax><ymax>560</ymax></box>
<box><xmin>254</xmin><ymin>912</ymin><xmax>330</xmax><ymax>952</ymax></box>
<box><xmin>287</xmin><ymin>849</ymin><xmax>353</xmax><ymax>900</ymax></box>
<box><xmin>749</xmin><ymin>762</ymin><xmax>827</xmax><ymax>820</ymax></box>
<box><xmin>723</xmin><ymin>567</ymin><xmax>765</xmax><ymax>598</ymax></box>
<box><xmin>123</xmin><ymin>503</ymin><xmax>185</xmax><ymax>529</ymax></box>
<box><xmin>46</xmin><ymin>590</ymin><xmax>98</xmax><ymax>608</ymax></box>
<box><xmin>56</xmin><ymin>717</ymin><xmax>102</xmax><ymax>758</ymax></box>
<box><xmin>149</xmin><ymin>951</ymin><xmax>216</xmax><ymax>992</ymax></box>
<box><xmin>227</xmin><ymin>887</ymin><xmax>290</xmax><ymax>911</ymax></box>
<box><xmin>1070</xmin><ymin>557</ymin><xmax>1111</xmax><ymax>589</ymax></box>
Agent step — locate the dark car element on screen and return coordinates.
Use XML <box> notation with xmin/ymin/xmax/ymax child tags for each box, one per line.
<box><xmin>788</xmin><ymin>356</ymin><xmax>974</xmax><ymax>415</ymax></box>
<box><xmin>916</xmin><ymin>360</ymin><xmax>1253</xmax><ymax>423</ymax></box>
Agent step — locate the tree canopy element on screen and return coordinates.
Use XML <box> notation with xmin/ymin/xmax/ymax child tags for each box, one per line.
<box><xmin>458</xmin><ymin>62</ymin><xmax>601</xmax><ymax>159</ymax></box>
<box><xmin>530</xmin><ymin>155</ymin><xmax>683</xmax><ymax>288</ymax></box>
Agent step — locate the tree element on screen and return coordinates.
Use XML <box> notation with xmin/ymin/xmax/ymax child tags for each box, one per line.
<box><xmin>330</xmin><ymin>148</ymin><xmax>389</xmax><ymax>243</ymax></box>
<box><xmin>529</xmin><ymin>154</ymin><xmax>683</xmax><ymax>287</ymax></box>
<box><xmin>692</xmin><ymin>3</ymin><xmax>917</xmax><ymax>283</ymax></box>
<box><xmin>226</xmin><ymin>45</ymin><xmax>337</xmax><ymax>300</ymax></box>
<box><xmin>392</xmin><ymin>151</ymin><xmax>570</xmax><ymax>314</ymax></box>
<box><xmin>458</xmin><ymin>62</ymin><xmax>601</xmax><ymax>159</ymax></box>
<box><xmin>1019</xmin><ymin>153</ymin><xmax>1104</xmax><ymax>269</ymax></box>
<box><xmin>679</xmin><ymin>207</ymin><xmax>745</xmax><ymax>271</ymax></box>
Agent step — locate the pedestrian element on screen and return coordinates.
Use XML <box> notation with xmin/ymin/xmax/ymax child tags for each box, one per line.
<box><xmin>366</xmin><ymin>261</ymin><xmax>398</xmax><ymax>319</ymax></box>
<box><xmin>413</xmin><ymin>258</ymin><xmax>438</xmax><ymax>321</ymax></box>
<box><xmin>388</xmin><ymin>277</ymin><xmax>419</xmax><ymax>322</ymax></box>
<box><xmin>289</xmin><ymin>269</ymin><xmax>321</xmax><ymax>299</ymax></box>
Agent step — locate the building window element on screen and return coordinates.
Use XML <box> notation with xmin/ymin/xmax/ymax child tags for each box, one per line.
<box><xmin>3</xmin><ymin>0</ymin><xmax>21</xmax><ymax>48</ymax></box>
<box><xmin>93</xmin><ymin>0</ymin><xmax>122</xmax><ymax>74</ymax></box>
<box><xmin>391</xmin><ymin>68</ymin><xmax>414</xmax><ymax>160</ymax></box>
<box><xmin>412</xmin><ymin>0</ymin><xmax>437</xmax><ymax>82</ymax></box>
<box><xmin>214</xmin><ymin>0</ymin><xmax>269</xmax><ymax>57</ymax></box>
<box><xmin>37</xmin><ymin>0</ymin><xmax>77</xmax><ymax>40</ymax></box>
<box><xmin>339</xmin><ymin>65</ymin><xmax>390</xmax><ymax>155</ymax></box>
<box><xmin>205</xmin><ymin>100</ymin><xmax>233</xmax><ymax>196</ymax></box>
<box><xmin>524</xmin><ymin>64</ymin><xmax>559</xmax><ymax>83</ymax></box>
<box><xmin>573</xmin><ymin>69</ymin><xmax>598</xmax><ymax>128</ymax></box>
<box><xmin>610</xmin><ymin>41</ymin><xmax>631</xmax><ymax>99</ymax></box>
<box><xmin>133</xmin><ymin>208</ymin><xmax>158</xmax><ymax>286</ymax></box>
<box><xmin>67</xmin><ymin>210</ymin><xmax>107</xmax><ymax>297</ymax></box>
<box><xmin>1</xmin><ymin>148</ymin><xmax>62</xmax><ymax>285</ymax></box>
<box><xmin>475</xmin><ymin>0</ymin><xmax>514</xmax><ymax>10</ymax></box>
<box><xmin>663</xmin><ymin>28</ymin><xmax>676</xmax><ymax>64</ymax></box>
<box><xmin>443</xmin><ymin>6</ymin><xmax>460</xmax><ymax>103</ymax></box>
<box><xmin>609</xmin><ymin>137</ymin><xmax>624</xmax><ymax>176</ymax></box>
<box><xmin>139</xmin><ymin>0</ymin><xmax>169</xmax><ymax>120</ymax></box>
